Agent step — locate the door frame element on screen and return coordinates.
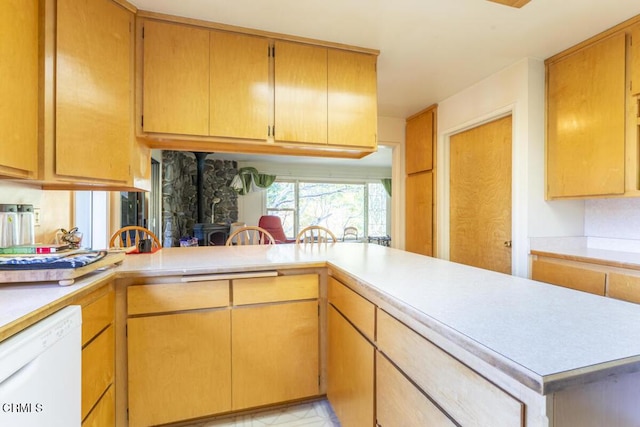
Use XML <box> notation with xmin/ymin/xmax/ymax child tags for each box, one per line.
<box><xmin>437</xmin><ymin>105</ymin><xmax>524</xmax><ymax>276</ymax></box>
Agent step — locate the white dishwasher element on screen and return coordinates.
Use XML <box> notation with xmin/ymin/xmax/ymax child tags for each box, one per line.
<box><xmin>0</xmin><ymin>305</ymin><xmax>82</xmax><ymax>427</ymax></box>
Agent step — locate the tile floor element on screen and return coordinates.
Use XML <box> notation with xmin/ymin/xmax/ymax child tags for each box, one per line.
<box><xmin>184</xmin><ymin>399</ymin><xmax>340</xmax><ymax>427</ymax></box>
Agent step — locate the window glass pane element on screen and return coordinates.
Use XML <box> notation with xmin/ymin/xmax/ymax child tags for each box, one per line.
<box><xmin>368</xmin><ymin>183</ymin><xmax>388</xmax><ymax>236</ymax></box>
<box><xmin>266</xmin><ymin>182</ymin><xmax>296</xmax><ymax>238</ymax></box>
<box><xmin>265</xmin><ymin>209</ymin><xmax>295</xmax><ymax>239</ymax></box>
<box><xmin>299</xmin><ymin>183</ymin><xmax>364</xmax><ymax>236</ymax></box>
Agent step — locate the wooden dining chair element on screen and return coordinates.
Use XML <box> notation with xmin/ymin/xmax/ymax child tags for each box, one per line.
<box><xmin>342</xmin><ymin>226</ymin><xmax>359</xmax><ymax>241</ymax></box>
<box><xmin>109</xmin><ymin>226</ymin><xmax>161</xmax><ymax>249</ymax></box>
<box><xmin>225</xmin><ymin>226</ymin><xmax>276</xmax><ymax>246</ymax></box>
<box><xmin>296</xmin><ymin>225</ymin><xmax>337</xmax><ymax>244</ymax></box>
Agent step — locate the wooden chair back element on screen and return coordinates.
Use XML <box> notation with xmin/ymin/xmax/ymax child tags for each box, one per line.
<box><xmin>225</xmin><ymin>226</ymin><xmax>276</xmax><ymax>246</ymax></box>
<box><xmin>296</xmin><ymin>226</ymin><xmax>337</xmax><ymax>244</ymax></box>
<box><xmin>342</xmin><ymin>226</ymin><xmax>359</xmax><ymax>241</ymax></box>
<box><xmin>109</xmin><ymin>226</ymin><xmax>161</xmax><ymax>249</ymax></box>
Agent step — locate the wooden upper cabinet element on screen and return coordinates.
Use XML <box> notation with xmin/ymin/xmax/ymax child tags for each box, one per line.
<box><xmin>630</xmin><ymin>23</ymin><xmax>640</xmax><ymax>97</ymax></box>
<box><xmin>210</xmin><ymin>31</ymin><xmax>269</xmax><ymax>140</ymax></box>
<box><xmin>274</xmin><ymin>41</ymin><xmax>328</xmax><ymax>144</ymax></box>
<box><xmin>406</xmin><ymin>107</ymin><xmax>435</xmax><ymax>174</ymax></box>
<box><xmin>328</xmin><ymin>50</ymin><xmax>377</xmax><ymax>148</ymax></box>
<box><xmin>55</xmin><ymin>0</ymin><xmax>132</xmax><ymax>183</ymax></box>
<box><xmin>0</xmin><ymin>0</ymin><xmax>38</xmax><ymax>179</ymax></box>
<box><xmin>142</xmin><ymin>20</ymin><xmax>210</xmax><ymax>135</ymax></box>
<box><xmin>546</xmin><ymin>33</ymin><xmax>626</xmax><ymax>199</ymax></box>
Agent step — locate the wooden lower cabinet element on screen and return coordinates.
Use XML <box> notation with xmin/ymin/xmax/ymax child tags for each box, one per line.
<box><xmin>531</xmin><ymin>258</ymin><xmax>607</xmax><ymax>295</ymax></box>
<box><xmin>79</xmin><ymin>284</ymin><xmax>115</xmax><ymax>426</ymax></box>
<box><xmin>376</xmin><ymin>352</ymin><xmax>455</xmax><ymax>427</ymax></box>
<box><xmin>327</xmin><ymin>305</ymin><xmax>374</xmax><ymax>427</ymax></box>
<box><xmin>231</xmin><ymin>301</ymin><xmax>319</xmax><ymax>410</ymax></box>
<box><xmin>127</xmin><ymin>310</ymin><xmax>231</xmax><ymax>427</ymax></box>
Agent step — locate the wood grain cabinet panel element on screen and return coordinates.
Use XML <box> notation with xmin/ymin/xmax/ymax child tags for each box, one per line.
<box><xmin>327</xmin><ymin>277</ymin><xmax>375</xmax><ymax>340</ymax></box>
<box><xmin>607</xmin><ymin>272</ymin><xmax>640</xmax><ymax>304</ymax></box>
<box><xmin>377</xmin><ymin>309</ymin><xmax>523</xmax><ymax>427</ymax></box>
<box><xmin>328</xmin><ymin>49</ymin><xmax>377</xmax><ymax>148</ymax></box>
<box><xmin>327</xmin><ymin>305</ymin><xmax>374</xmax><ymax>427</ymax></box>
<box><xmin>82</xmin><ymin>325</ymin><xmax>114</xmax><ymax>421</ymax></box>
<box><xmin>630</xmin><ymin>23</ymin><xmax>640</xmax><ymax>97</ymax></box>
<box><xmin>0</xmin><ymin>0</ymin><xmax>38</xmax><ymax>179</ymax></box>
<box><xmin>274</xmin><ymin>41</ymin><xmax>328</xmax><ymax>144</ymax></box>
<box><xmin>405</xmin><ymin>108</ymin><xmax>435</xmax><ymax>174</ymax></box>
<box><xmin>81</xmin><ymin>289</ymin><xmax>113</xmax><ymax>346</ymax></box>
<box><xmin>82</xmin><ymin>384</ymin><xmax>115</xmax><ymax>427</ymax></box>
<box><xmin>56</xmin><ymin>0</ymin><xmax>132</xmax><ymax>182</ymax></box>
<box><xmin>128</xmin><ymin>310</ymin><xmax>232</xmax><ymax>427</ymax></box>
<box><xmin>231</xmin><ymin>301</ymin><xmax>319</xmax><ymax>410</ymax></box>
<box><xmin>233</xmin><ymin>274</ymin><xmax>318</xmax><ymax>305</ymax></box>
<box><xmin>405</xmin><ymin>171</ymin><xmax>433</xmax><ymax>256</ymax></box>
<box><xmin>376</xmin><ymin>352</ymin><xmax>456</xmax><ymax>427</ymax></box>
<box><xmin>142</xmin><ymin>19</ymin><xmax>210</xmax><ymax>135</ymax></box>
<box><xmin>546</xmin><ymin>33</ymin><xmax>626</xmax><ymax>198</ymax></box>
<box><xmin>210</xmin><ymin>31</ymin><xmax>269</xmax><ymax>139</ymax></box>
<box><xmin>127</xmin><ymin>280</ymin><xmax>230</xmax><ymax>315</ymax></box>
<box><xmin>531</xmin><ymin>259</ymin><xmax>607</xmax><ymax>295</ymax></box>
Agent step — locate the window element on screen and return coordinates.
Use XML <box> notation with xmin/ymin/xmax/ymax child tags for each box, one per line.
<box><xmin>266</xmin><ymin>180</ymin><xmax>389</xmax><ymax>240</ymax></box>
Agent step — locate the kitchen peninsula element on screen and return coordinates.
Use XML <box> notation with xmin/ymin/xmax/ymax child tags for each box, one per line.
<box><xmin>2</xmin><ymin>244</ymin><xmax>640</xmax><ymax>426</ymax></box>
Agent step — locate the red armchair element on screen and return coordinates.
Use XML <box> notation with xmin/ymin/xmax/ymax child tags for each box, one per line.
<box><xmin>258</xmin><ymin>215</ymin><xmax>295</xmax><ymax>244</ymax></box>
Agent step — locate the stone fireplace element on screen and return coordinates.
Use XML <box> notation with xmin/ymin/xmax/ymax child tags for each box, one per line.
<box><xmin>162</xmin><ymin>151</ymin><xmax>238</xmax><ymax>247</ymax></box>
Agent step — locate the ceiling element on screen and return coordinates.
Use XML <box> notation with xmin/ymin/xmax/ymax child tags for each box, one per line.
<box><xmin>131</xmin><ymin>0</ymin><xmax>640</xmax><ymax>166</ymax></box>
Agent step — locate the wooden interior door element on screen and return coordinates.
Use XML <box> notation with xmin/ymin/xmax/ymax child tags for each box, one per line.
<box><xmin>450</xmin><ymin>115</ymin><xmax>512</xmax><ymax>274</ymax></box>
<box><xmin>210</xmin><ymin>31</ymin><xmax>269</xmax><ymax>140</ymax></box>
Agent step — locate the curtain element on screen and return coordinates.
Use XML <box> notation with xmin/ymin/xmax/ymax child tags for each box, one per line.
<box><xmin>381</xmin><ymin>178</ymin><xmax>392</xmax><ymax>197</ymax></box>
<box><xmin>231</xmin><ymin>167</ymin><xmax>277</xmax><ymax>195</ymax></box>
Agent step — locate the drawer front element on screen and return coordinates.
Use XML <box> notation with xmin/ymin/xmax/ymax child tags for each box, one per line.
<box><xmin>82</xmin><ymin>325</ymin><xmax>114</xmax><ymax>420</ymax></box>
<box><xmin>82</xmin><ymin>289</ymin><xmax>114</xmax><ymax>346</ymax></box>
<box><xmin>377</xmin><ymin>309</ymin><xmax>523</xmax><ymax>427</ymax></box>
<box><xmin>233</xmin><ymin>274</ymin><xmax>318</xmax><ymax>305</ymax></box>
<box><xmin>127</xmin><ymin>280</ymin><xmax>229</xmax><ymax>315</ymax></box>
<box><xmin>82</xmin><ymin>384</ymin><xmax>114</xmax><ymax>427</ymax></box>
<box><xmin>532</xmin><ymin>259</ymin><xmax>606</xmax><ymax>295</ymax></box>
<box><xmin>608</xmin><ymin>272</ymin><xmax>640</xmax><ymax>304</ymax></box>
<box><xmin>376</xmin><ymin>351</ymin><xmax>456</xmax><ymax>427</ymax></box>
<box><xmin>328</xmin><ymin>277</ymin><xmax>375</xmax><ymax>340</ymax></box>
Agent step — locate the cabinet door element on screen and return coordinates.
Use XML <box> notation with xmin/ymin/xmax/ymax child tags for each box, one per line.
<box><xmin>274</xmin><ymin>41</ymin><xmax>327</xmax><ymax>144</ymax></box>
<box><xmin>210</xmin><ymin>31</ymin><xmax>269</xmax><ymax>140</ymax></box>
<box><xmin>406</xmin><ymin>108</ymin><xmax>434</xmax><ymax>174</ymax></box>
<box><xmin>327</xmin><ymin>305</ymin><xmax>374</xmax><ymax>427</ymax></box>
<box><xmin>56</xmin><ymin>0</ymin><xmax>132</xmax><ymax>182</ymax></box>
<box><xmin>405</xmin><ymin>171</ymin><xmax>433</xmax><ymax>256</ymax></box>
<box><xmin>547</xmin><ymin>33</ymin><xmax>626</xmax><ymax>198</ymax></box>
<box><xmin>328</xmin><ymin>50</ymin><xmax>377</xmax><ymax>148</ymax></box>
<box><xmin>377</xmin><ymin>352</ymin><xmax>456</xmax><ymax>427</ymax></box>
<box><xmin>531</xmin><ymin>259</ymin><xmax>606</xmax><ymax>295</ymax></box>
<box><xmin>127</xmin><ymin>310</ymin><xmax>231</xmax><ymax>427</ymax></box>
<box><xmin>0</xmin><ymin>0</ymin><xmax>38</xmax><ymax>179</ymax></box>
<box><xmin>630</xmin><ymin>24</ymin><xmax>640</xmax><ymax>97</ymax></box>
<box><xmin>142</xmin><ymin>20</ymin><xmax>209</xmax><ymax>135</ymax></box>
<box><xmin>232</xmin><ymin>300</ymin><xmax>319</xmax><ymax>410</ymax></box>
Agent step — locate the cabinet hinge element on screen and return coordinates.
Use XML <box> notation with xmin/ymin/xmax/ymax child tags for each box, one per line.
<box><xmin>318</xmin><ymin>375</ymin><xmax>321</xmax><ymax>386</ymax></box>
<box><xmin>267</xmin><ymin>125</ymin><xmax>271</xmax><ymax>137</ymax></box>
<box><xmin>125</xmin><ymin>324</ymin><xmax>128</xmax><ymax>337</ymax></box>
<box><xmin>272</xmin><ymin>126</ymin><xmax>275</xmax><ymax>137</ymax></box>
<box><xmin>272</xmin><ymin>45</ymin><xmax>275</xmax><ymax>57</ymax></box>
<box><xmin>318</xmin><ymin>304</ymin><xmax>320</xmax><ymax>316</ymax></box>
<box><xmin>141</xmin><ymin>115</ymin><xmax>144</xmax><ymax>128</ymax></box>
<box><xmin>127</xmin><ymin>408</ymin><xmax>129</xmax><ymax>420</ymax></box>
<box><xmin>142</xmin><ymin>26</ymin><xmax>144</xmax><ymax>39</ymax></box>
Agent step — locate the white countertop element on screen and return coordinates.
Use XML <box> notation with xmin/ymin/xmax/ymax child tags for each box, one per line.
<box><xmin>3</xmin><ymin>243</ymin><xmax>640</xmax><ymax>395</ymax></box>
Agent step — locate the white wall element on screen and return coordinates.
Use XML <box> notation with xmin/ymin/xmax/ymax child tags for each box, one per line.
<box><xmin>437</xmin><ymin>58</ymin><xmax>584</xmax><ymax>278</ymax></box>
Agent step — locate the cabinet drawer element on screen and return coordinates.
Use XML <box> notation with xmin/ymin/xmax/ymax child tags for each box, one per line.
<box><xmin>82</xmin><ymin>289</ymin><xmax>113</xmax><ymax>346</ymax></box>
<box><xmin>233</xmin><ymin>274</ymin><xmax>317</xmax><ymax>305</ymax></box>
<box><xmin>377</xmin><ymin>309</ymin><xmax>523</xmax><ymax>427</ymax></box>
<box><xmin>608</xmin><ymin>272</ymin><xmax>640</xmax><ymax>304</ymax></box>
<box><xmin>82</xmin><ymin>384</ymin><xmax>114</xmax><ymax>427</ymax></box>
<box><xmin>376</xmin><ymin>351</ymin><xmax>455</xmax><ymax>427</ymax></box>
<box><xmin>328</xmin><ymin>277</ymin><xmax>375</xmax><ymax>340</ymax></box>
<box><xmin>532</xmin><ymin>259</ymin><xmax>606</xmax><ymax>295</ymax></box>
<box><xmin>82</xmin><ymin>325</ymin><xmax>114</xmax><ymax>421</ymax></box>
<box><xmin>127</xmin><ymin>280</ymin><xmax>229</xmax><ymax>315</ymax></box>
